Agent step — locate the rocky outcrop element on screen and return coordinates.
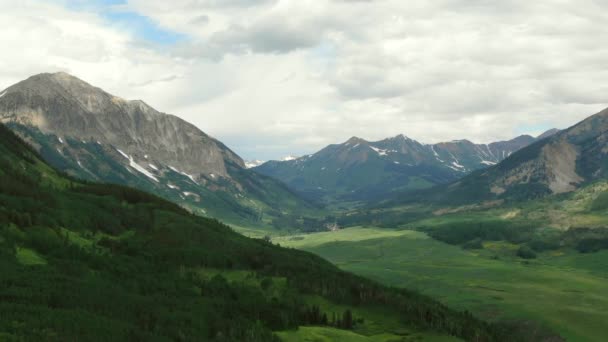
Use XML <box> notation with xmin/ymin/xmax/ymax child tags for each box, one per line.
<box><xmin>0</xmin><ymin>72</ymin><xmax>244</xmax><ymax>179</ymax></box>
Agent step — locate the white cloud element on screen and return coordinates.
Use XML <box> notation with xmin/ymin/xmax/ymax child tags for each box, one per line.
<box><xmin>0</xmin><ymin>0</ymin><xmax>607</xmax><ymax>160</ymax></box>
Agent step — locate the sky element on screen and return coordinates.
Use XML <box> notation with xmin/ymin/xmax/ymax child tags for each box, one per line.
<box><xmin>1</xmin><ymin>0</ymin><xmax>607</xmax><ymax>160</ymax></box>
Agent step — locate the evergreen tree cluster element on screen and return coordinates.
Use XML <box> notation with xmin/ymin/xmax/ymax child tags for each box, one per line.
<box><xmin>0</xmin><ymin>123</ymin><xmax>534</xmax><ymax>341</ymax></box>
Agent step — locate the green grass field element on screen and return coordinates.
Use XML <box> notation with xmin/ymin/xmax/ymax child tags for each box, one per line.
<box><xmin>277</xmin><ymin>326</ymin><xmax>461</xmax><ymax>342</ymax></box>
<box><xmin>15</xmin><ymin>247</ymin><xmax>47</xmax><ymax>266</ymax></box>
<box><xmin>275</xmin><ymin>227</ymin><xmax>608</xmax><ymax>341</ymax></box>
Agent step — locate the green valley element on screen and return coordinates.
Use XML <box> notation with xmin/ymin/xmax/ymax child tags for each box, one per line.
<box><xmin>275</xmin><ymin>227</ymin><xmax>608</xmax><ymax>341</ymax></box>
<box><xmin>0</xmin><ymin>123</ymin><xmax>518</xmax><ymax>341</ymax></box>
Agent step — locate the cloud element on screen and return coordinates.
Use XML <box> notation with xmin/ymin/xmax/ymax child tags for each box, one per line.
<box><xmin>1</xmin><ymin>0</ymin><xmax>608</xmax><ymax>160</ymax></box>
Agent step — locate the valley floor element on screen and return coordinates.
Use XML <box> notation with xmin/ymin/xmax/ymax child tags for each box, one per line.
<box><xmin>273</xmin><ymin>227</ymin><xmax>608</xmax><ymax>342</ymax></box>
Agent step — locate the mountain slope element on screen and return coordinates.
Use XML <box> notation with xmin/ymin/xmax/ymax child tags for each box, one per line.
<box><xmin>254</xmin><ymin>133</ymin><xmax>550</xmax><ymax>204</ymax></box>
<box><xmin>0</xmin><ymin>122</ymin><xmax>514</xmax><ymax>341</ymax></box>
<box><xmin>0</xmin><ymin>72</ymin><xmax>313</xmax><ymax>224</ymax></box>
<box><xmin>390</xmin><ymin>107</ymin><xmax>608</xmax><ymax>206</ymax></box>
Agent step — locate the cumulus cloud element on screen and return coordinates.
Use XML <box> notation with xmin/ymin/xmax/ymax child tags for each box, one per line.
<box><xmin>1</xmin><ymin>0</ymin><xmax>607</xmax><ymax>160</ymax></box>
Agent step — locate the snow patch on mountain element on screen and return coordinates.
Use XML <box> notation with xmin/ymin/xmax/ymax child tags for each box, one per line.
<box><xmin>148</xmin><ymin>164</ymin><xmax>159</xmax><ymax>171</ymax></box>
<box><xmin>282</xmin><ymin>155</ymin><xmax>298</xmax><ymax>161</ymax></box>
<box><xmin>128</xmin><ymin>156</ymin><xmax>159</xmax><ymax>182</ymax></box>
<box><xmin>116</xmin><ymin>148</ymin><xmax>129</xmax><ymax>159</ymax></box>
<box><xmin>369</xmin><ymin>146</ymin><xmax>388</xmax><ymax>156</ymax></box>
<box><xmin>169</xmin><ymin>165</ymin><xmax>198</xmax><ymax>184</ymax></box>
<box><xmin>245</xmin><ymin>160</ymin><xmax>265</xmax><ymax>168</ymax></box>
<box><xmin>183</xmin><ymin>192</ymin><xmax>200</xmax><ymax>199</ymax></box>
<box><xmin>430</xmin><ymin>146</ymin><xmax>444</xmax><ymax>162</ymax></box>
<box><xmin>0</xmin><ymin>91</ymin><xmax>6</xmax><ymax>98</ymax></box>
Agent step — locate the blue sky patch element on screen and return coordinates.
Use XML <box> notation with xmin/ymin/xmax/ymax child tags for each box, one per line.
<box><xmin>60</xmin><ymin>0</ymin><xmax>186</xmax><ymax>45</ymax></box>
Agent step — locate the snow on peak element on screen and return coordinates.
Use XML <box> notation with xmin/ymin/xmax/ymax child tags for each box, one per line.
<box><xmin>281</xmin><ymin>155</ymin><xmax>298</xmax><ymax>161</ymax></box>
<box><xmin>480</xmin><ymin>160</ymin><xmax>497</xmax><ymax>165</ymax></box>
<box><xmin>245</xmin><ymin>160</ymin><xmax>265</xmax><ymax>168</ymax></box>
<box><xmin>369</xmin><ymin>146</ymin><xmax>388</xmax><ymax>156</ymax></box>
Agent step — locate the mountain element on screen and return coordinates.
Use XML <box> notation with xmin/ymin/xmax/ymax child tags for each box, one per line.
<box><xmin>0</xmin><ymin>122</ymin><xmax>514</xmax><ymax>341</ymax></box>
<box><xmin>0</xmin><ymin>72</ymin><xmax>313</xmax><ymax>224</ymax></box>
<box><xmin>254</xmin><ymin>132</ymin><xmax>552</xmax><ymax>203</ymax></box>
<box><xmin>245</xmin><ymin>159</ymin><xmax>265</xmax><ymax>168</ymax></box>
<box><xmin>395</xmin><ymin>107</ymin><xmax>608</xmax><ymax>205</ymax></box>
<box><xmin>536</xmin><ymin>128</ymin><xmax>560</xmax><ymax>140</ymax></box>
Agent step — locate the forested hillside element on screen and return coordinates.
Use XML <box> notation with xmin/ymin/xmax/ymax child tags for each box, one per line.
<box><xmin>0</xmin><ymin>122</ymin><xmax>519</xmax><ymax>341</ymax></box>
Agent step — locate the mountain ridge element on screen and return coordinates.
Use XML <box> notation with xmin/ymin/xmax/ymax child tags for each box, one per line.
<box><xmin>0</xmin><ymin>72</ymin><xmax>314</xmax><ymax>224</ymax></box>
<box><xmin>254</xmin><ymin>129</ymin><xmax>558</xmax><ymax>204</ymax></box>
<box><xmin>383</xmin><ymin>106</ymin><xmax>608</xmax><ymax>207</ymax></box>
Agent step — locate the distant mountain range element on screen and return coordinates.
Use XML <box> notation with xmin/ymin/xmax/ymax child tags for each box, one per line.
<box><xmin>402</xmin><ymin>106</ymin><xmax>608</xmax><ymax>205</ymax></box>
<box><xmin>0</xmin><ymin>72</ymin><xmax>313</xmax><ymax>224</ymax></box>
<box><xmin>245</xmin><ymin>160</ymin><xmax>265</xmax><ymax>168</ymax></box>
<box><xmin>253</xmin><ymin>130</ymin><xmax>558</xmax><ymax>203</ymax></box>
<box><xmin>245</xmin><ymin>156</ymin><xmax>297</xmax><ymax>169</ymax></box>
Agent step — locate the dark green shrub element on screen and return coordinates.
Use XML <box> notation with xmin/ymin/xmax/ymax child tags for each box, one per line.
<box><xmin>463</xmin><ymin>238</ymin><xmax>483</xmax><ymax>250</ymax></box>
<box><xmin>576</xmin><ymin>238</ymin><xmax>608</xmax><ymax>253</ymax></box>
<box><xmin>516</xmin><ymin>245</ymin><xmax>537</xmax><ymax>259</ymax></box>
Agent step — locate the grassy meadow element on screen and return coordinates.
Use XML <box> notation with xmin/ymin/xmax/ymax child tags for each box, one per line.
<box><xmin>274</xmin><ymin>227</ymin><xmax>608</xmax><ymax>341</ymax></box>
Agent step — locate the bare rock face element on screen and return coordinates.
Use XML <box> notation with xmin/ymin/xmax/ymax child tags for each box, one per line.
<box><xmin>0</xmin><ymin>72</ymin><xmax>313</xmax><ymax>224</ymax></box>
<box><xmin>0</xmin><ymin>72</ymin><xmax>244</xmax><ymax>180</ymax></box>
<box><xmin>542</xmin><ymin>139</ymin><xmax>583</xmax><ymax>193</ymax></box>
<box><xmin>428</xmin><ymin>107</ymin><xmax>608</xmax><ymax>204</ymax></box>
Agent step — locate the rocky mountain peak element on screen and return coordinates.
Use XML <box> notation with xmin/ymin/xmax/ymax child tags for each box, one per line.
<box><xmin>537</xmin><ymin>128</ymin><xmax>560</xmax><ymax>140</ymax></box>
<box><xmin>0</xmin><ymin>72</ymin><xmax>245</xmax><ymax>178</ymax></box>
<box><xmin>344</xmin><ymin>136</ymin><xmax>367</xmax><ymax>145</ymax></box>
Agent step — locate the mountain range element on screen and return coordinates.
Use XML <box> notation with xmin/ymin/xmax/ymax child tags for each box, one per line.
<box><xmin>0</xmin><ymin>71</ymin><xmax>604</xmax><ymax>341</ymax></box>
<box><xmin>254</xmin><ymin>130</ymin><xmax>558</xmax><ymax>204</ymax></box>
<box><xmin>0</xmin><ymin>72</ymin><xmax>313</xmax><ymax>225</ymax></box>
<box><xmin>400</xmin><ymin>106</ymin><xmax>608</xmax><ymax>206</ymax></box>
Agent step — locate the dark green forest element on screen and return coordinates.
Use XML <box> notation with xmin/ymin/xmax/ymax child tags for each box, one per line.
<box><xmin>0</xmin><ymin>123</ymin><xmax>533</xmax><ymax>341</ymax></box>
